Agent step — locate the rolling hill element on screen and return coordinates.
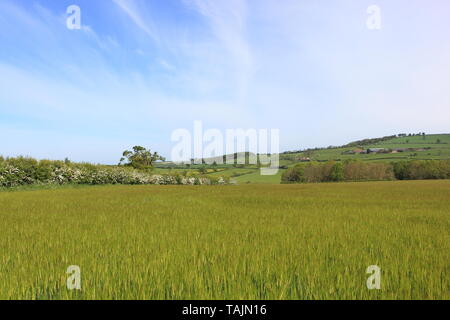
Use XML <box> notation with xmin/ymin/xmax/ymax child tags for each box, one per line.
<box><xmin>155</xmin><ymin>133</ymin><xmax>450</xmax><ymax>184</ymax></box>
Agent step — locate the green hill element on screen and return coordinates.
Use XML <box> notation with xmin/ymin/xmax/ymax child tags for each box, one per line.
<box><xmin>155</xmin><ymin>133</ymin><xmax>450</xmax><ymax>184</ymax></box>
<box><xmin>281</xmin><ymin>134</ymin><xmax>450</xmax><ymax>163</ymax></box>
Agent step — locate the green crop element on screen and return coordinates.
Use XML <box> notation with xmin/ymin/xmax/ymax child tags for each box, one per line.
<box><xmin>0</xmin><ymin>180</ymin><xmax>448</xmax><ymax>299</ymax></box>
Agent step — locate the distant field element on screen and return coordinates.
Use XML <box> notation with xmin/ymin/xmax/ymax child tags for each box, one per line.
<box><xmin>373</xmin><ymin>134</ymin><xmax>450</xmax><ymax>145</ymax></box>
<box><xmin>361</xmin><ymin>134</ymin><xmax>450</xmax><ymax>160</ymax></box>
<box><xmin>0</xmin><ymin>181</ymin><xmax>448</xmax><ymax>299</ymax></box>
<box><xmin>294</xmin><ymin>134</ymin><xmax>450</xmax><ymax>162</ymax></box>
<box><xmin>233</xmin><ymin>168</ymin><xmax>286</xmax><ymax>184</ymax></box>
<box><xmin>153</xmin><ymin>134</ymin><xmax>450</xmax><ymax>184</ymax></box>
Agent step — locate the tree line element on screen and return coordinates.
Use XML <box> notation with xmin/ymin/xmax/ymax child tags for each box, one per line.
<box><xmin>282</xmin><ymin>159</ymin><xmax>450</xmax><ymax>183</ymax></box>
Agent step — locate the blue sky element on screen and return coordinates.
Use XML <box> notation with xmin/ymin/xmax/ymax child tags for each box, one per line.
<box><xmin>0</xmin><ymin>0</ymin><xmax>449</xmax><ymax>163</ymax></box>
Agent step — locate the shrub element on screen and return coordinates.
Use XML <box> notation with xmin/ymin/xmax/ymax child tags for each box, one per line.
<box><xmin>281</xmin><ymin>165</ymin><xmax>304</xmax><ymax>183</ymax></box>
<box><xmin>0</xmin><ymin>157</ymin><xmax>227</xmax><ymax>188</ymax></box>
<box><xmin>280</xmin><ymin>159</ymin><xmax>447</xmax><ymax>184</ymax></box>
<box><xmin>329</xmin><ymin>162</ymin><xmax>345</xmax><ymax>182</ymax></box>
<box><xmin>393</xmin><ymin>160</ymin><xmax>450</xmax><ymax>180</ymax></box>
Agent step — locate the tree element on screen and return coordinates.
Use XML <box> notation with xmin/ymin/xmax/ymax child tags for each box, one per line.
<box><xmin>281</xmin><ymin>165</ymin><xmax>305</xmax><ymax>183</ymax></box>
<box><xmin>329</xmin><ymin>162</ymin><xmax>345</xmax><ymax>182</ymax></box>
<box><xmin>436</xmin><ymin>139</ymin><xmax>441</xmax><ymax>144</ymax></box>
<box><xmin>119</xmin><ymin>146</ymin><xmax>165</xmax><ymax>169</ymax></box>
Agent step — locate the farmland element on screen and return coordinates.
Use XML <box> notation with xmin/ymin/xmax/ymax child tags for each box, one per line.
<box><xmin>281</xmin><ymin>134</ymin><xmax>450</xmax><ymax>163</ymax></box>
<box><xmin>153</xmin><ymin>134</ymin><xmax>450</xmax><ymax>184</ymax></box>
<box><xmin>0</xmin><ymin>180</ymin><xmax>448</xmax><ymax>299</ymax></box>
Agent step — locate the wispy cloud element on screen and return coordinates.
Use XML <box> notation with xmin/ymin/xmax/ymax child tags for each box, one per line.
<box><xmin>112</xmin><ymin>0</ymin><xmax>159</xmax><ymax>43</ymax></box>
<box><xmin>1</xmin><ymin>0</ymin><xmax>449</xmax><ymax>162</ymax></box>
<box><xmin>184</xmin><ymin>0</ymin><xmax>254</xmax><ymax>102</ymax></box>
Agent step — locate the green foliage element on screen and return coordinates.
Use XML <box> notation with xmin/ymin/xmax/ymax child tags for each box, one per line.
<box><xmin>329</xmin><ymin>162</ymin><xmax>345</xmax><ymax>182</ymax></box>
<box><xmin>343</xmin><ymin>160</ymin><xmax>394</xmax><ymax>181</ymax></box>
<box><xmin>281</xmin><ymin>165</ymin><xmax>304</xmax><ymax>182</ymax></box>
<box><xmin>393</xmin><ymin>160</ymin><xmax>450</xmax><ymax>180</ymax></box>
<box><xmin>119</xmin><ymin>146</ymin><xmax>165</xmax><ymax>169</ymax></box>
<box><xmin>344</xmin><ymin>135</ymin><xmax>397</xmax><ymax>147</ymax></box>
<box><xmin>282</xmin><ymin>160</ymin><xmax>397</xmax><ymax>183</ymax></box>
<box><xmin>0</xmin><ymin>157</ymin><xmax>227</xmax><ymax>188</ymax></box>
<box><xmin>283</xmin><ymin>159</ymin><xmax>450</xmax><ymax>184</ymax></box>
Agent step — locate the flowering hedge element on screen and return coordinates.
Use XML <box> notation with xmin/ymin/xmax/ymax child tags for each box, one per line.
<box><xmin>0</xmin><ymin>157</ymin><xmax>227</xmax><ymax>188</ymax></box>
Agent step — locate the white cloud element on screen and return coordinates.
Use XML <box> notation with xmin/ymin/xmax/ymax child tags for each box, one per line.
<box><xmin>184</xmin><ymin>0</ymin><xmax>254</xmax><ymax>103</ymax></box>
<box><xmin>113</xmin><ymin>0</ymin><xmax>159</xmax><ymax>43</ymax></box>
<box><xmin>159</xmin><ymin>59</ymin><xmax>175</xmax><ymax>71</ymax></box>
<box><xmin>1</xmin><ymin>0</ymin><xmax>449</xmax><ymax>162</ymax></box>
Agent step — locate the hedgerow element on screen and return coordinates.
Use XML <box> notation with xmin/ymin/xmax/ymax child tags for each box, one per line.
<box><xmin>0</xmin><ymin>156</ymin><xmax>227</xmax><ymax>188</ymax></box>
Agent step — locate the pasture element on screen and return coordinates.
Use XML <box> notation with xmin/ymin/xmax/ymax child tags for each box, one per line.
<box><xmin>0</xmin><ymin>180</ymin><xmax>448</xmax><ymax>299</ymax></box>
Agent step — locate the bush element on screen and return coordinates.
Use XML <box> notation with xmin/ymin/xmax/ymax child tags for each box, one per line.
<box><xmin>280</xmin><ymin>159</ymin><xmax>447</xmax><ymax>184</ymax></box>
<box><xmin>330</xmin><ymin>162</ymin><xmax>345</xmax><ymax>182</ymax></box>
<box><xmin>0</xmin><ymin>157</ymin><xmax>228</xmax><ymax>188</ymax></box>
<box><xmin>344</xmin><ymin>160</ymin><xmax>394</xmax><ymax>181</ymax></box>
<box><xmin>393</xmin><ymin>160</ymin><xmax>450</xmax><ymax>180</ymax></box>
<box><xmin>281</xmin><ymin>165</ymin><xmax>304</xmax><ymax>183</ymax></box>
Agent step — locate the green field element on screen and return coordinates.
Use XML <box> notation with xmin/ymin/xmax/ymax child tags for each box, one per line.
<box><xmin>233</xmin><ymin>169</ymin><xmax>286</xmax><ymax>184</ymax></box>
<box><xmin>0</xmin><ymin>180</ymin><xmax>448</xmax><ymax>300</ymax></box>
<box><xmin>286</xmin><ymin>134</ymin><xmax>450</xmax><ymax>163</ymax></box>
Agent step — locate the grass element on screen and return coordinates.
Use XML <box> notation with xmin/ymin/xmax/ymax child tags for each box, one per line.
<box><xmin>0</xmin><ymin>181</ymin><xmax>448</xmax><ymax>299</ymax></box>
<box><xmin>233</xmin><ymin>169</ymin><xmax>286</xmax><ymax>184</ymax></box>
<box><xmin>283</xmin><ymin>134</ymin><xmax>450</xmax><ymax>163</ymax></box>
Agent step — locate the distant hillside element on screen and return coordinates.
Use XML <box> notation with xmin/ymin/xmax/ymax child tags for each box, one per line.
<box><xmin>157</xmin><ymin>152</ymin><xmax>257</xmax><ymax>168</ymax></box>
<box><xmin>343</xmin><ymin>135</ymin><xmax>399</xmax><ymax>147</ymax></box>
<box><xmin>154</xmin><ymin>133</ymin><xmax>450</xmax><ymax>184</ymax></box>
<box><xmin>158</xmin><ymin>133</ymin><xmax>450</xmax><ymax>168</ymax></box>
<box><xmin>281</xmin><ymin>133</ymin><xmax>450</xmax><ymax>163</ymax></box>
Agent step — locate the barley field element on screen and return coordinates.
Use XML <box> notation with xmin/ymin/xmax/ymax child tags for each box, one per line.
<box><xmin>0</xmin><ymin>180</ymin><xmax>448</xmax><ymax>300</ymax></box>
